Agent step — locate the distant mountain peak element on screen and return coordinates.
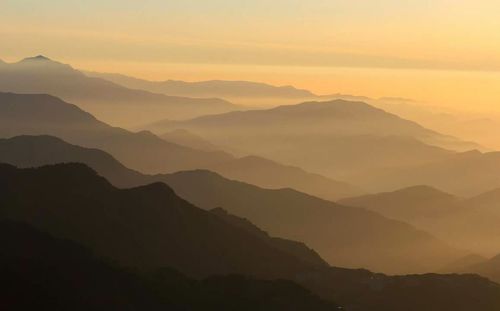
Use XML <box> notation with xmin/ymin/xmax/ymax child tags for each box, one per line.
<box><xmin>21</xmin><ymin>55</ymin><xmax>52</xmax><ymax>62</ymax></box>
<box><xmin>395</xmin><ymin>185</ymin><xmax>451</xmax><ymax>196</ymax></box>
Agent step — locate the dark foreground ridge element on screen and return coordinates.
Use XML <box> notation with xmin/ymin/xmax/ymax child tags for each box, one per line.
<box><xmin>1</xmin><ymin>220</ymin><xmax>338</xmax><ymax>311</ymax></box>
<box><xmin>1</xmin><ymin>163</ymin><xmax>500</xmax><ymax>310</ymax></box>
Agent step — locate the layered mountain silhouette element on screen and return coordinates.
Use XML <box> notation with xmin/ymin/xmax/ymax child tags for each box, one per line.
<box><xmin>142</xmin><ymin>100</ymin><xmax>464</xmax><ymax>180</ymax></box>
<box><xmin>0</xmin><ymin>163</ymin><xmax>321</xmax><ymax>278</ymax></box>
<box><xmin>358</xmin><ymin>150</ymin><xmax>500</xmax><ymax>196</ymax></box>
<box><xmin>1</xmin><ymin>220</ymin><xmax>339</xmax><ymax>311</ymax></box>
<box><xmin>2</xmin><ymin>163</ymin><xmax>500</xmax><ymax>311</ymax></box>
<box><xmin>0</xmin><ymin>56</ymin><xmax>239</xmax><ymax>126</ymax></box>
<box><xmin>86</xmin><ymin>71</ymin><xmax>315</xmax><ymax>99</ymax></box>
<box><xmin>340</xmin><ymin>186</ymin><xmax>500</xmax><ymax>256</ymax></box>
<box><xmin>143</xmin><ymin>99</ymin><xmax>498</xmax><ymax>195</ymax></box>
<box><xmin>340</xmin><ymin>186</ymin><xmax>462</xmax><ymax>221</ymax></box>
<box><xmin>458</xmin><ymin>254</ymin><xmax>500</xmax><ymax>283</ymax></box>
<box><xmin>0</xmin><ymin>135</ymin><xmax>464</xmax><ymax>274</ymax></box>
<box><xmin>205</xmin><ymin>155</ymin><xmax>364</xmax><ymax>201</ymax></box>
<box><xmin>161</xmin><ymin>129</ymin><xmax>221</xmax><ymax>151</ymax></box>
<box><xmin>0</xmin><ymin>92</ymin><xmax>234</xmax><ymax>174</ymax></box>
<box><xmin>0</xmin><ymin>92</ymin><xmax>360</xmax><ymax>200</ymax></box>
<box><xmin>466</xmin><ymin>188</ymin><xmax>500</xmax><ymax>215</ymax></box>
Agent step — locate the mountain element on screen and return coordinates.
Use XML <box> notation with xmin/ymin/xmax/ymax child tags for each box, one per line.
<box><xmin>0</xmin><ymin>136</ymin><xmax>462</xmax><ymax>274</ymax></box>
<box><xmin>0</xmin><ymin>93</ymin><xmax>361</xmax><ymax>201</ymax></box>
<box><xmin>210</xmin><ymin>207</ymin><xmax>328</xmax><ymax>267</ymax></box>
<box><xmin>0</xmin><ymin>56</ymin><xmax>239</xmax><ymax>126</ymax></box>
<box><xmin>369</xmin><ymin>99</ymin><xmax>499</xmax><ymax>151</ymax></box>
<box><xmin>160</xmin><ymin>129</ymin><xmax>221</xmax><ymax>151</ymax></box>
<box><xmin>466</xmin><ymin>188</ymin><xmax>500</xmax><ymax>215</ymax></box>
<box><xmin>0</xmin><ymin>92</ymin><xmax>233</xmax><ymax>174</ymax></box>
<box><xmin>206</xmin><ymin>155</ymin><xmax>364</xmax><ymax>201</ymax></box>
<box><xmin>1</xmin><ymin>220</ymin><xmax>339</xmax><ymax>311</ymax></box>
<box><xmin>142</xmin><ymin>99</ymin><xmax>457</xmax><ymax>180</ymax></box>
<box><xmin>340</xmin><ymin>185</ymin><xmax>461</xmax><ymax>220</ymax></box>
<box><xmin>85</xmin><ymin>71</ymin><xmax>316</xmax><ymax>105</ymax></box>
<box><xmin>461</xmin><ymin>255</ymin><xmax>500</xmax><ymax>283</ymax></box>
<box><xmin>340</xmin><ymin>186</ymin><xmax>500</xmax><ymax>256</ymax></box>
<box><xmin>0</xmin><ymin>163</ymin><xmax>322</xmax><ymax>278</ymax></box>
<box><xmin>358</xmin><ymin>150</ymin><xmax>500</xmax><ymax>196</ymax></box>
<box><xmin>440</xmin><ymin>254</ymin><xmax>488</xmax><ymax>273</ymax></box>
<box><xmin>3</xmin><ymin>164</ymin><xmax>500</xmax><ymax>311</ymax></box>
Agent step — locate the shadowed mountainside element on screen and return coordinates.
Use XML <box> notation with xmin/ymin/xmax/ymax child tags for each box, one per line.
<box><xmin>0</xmin><ymin>92</ymin><xmax>361</xmax><ymax>200</ymax></box>
<box><xmin>340</xmin><ymin>186</ymin><xmax>500</xmax><ymax>256</ymax></box>
<box><xmin>460</xmin><ymin>255</ymin><xmax>500</xmax><ymax>283</ymax></box>
<box><xmin>205</xmin><ymin>155</ymin><xmax>364</xmax><ymax>201</ymax></box>
<box><xmin>1</xmin><ymin>220</ymin><xmax>340</xmax><ymax>311</ymax></box>
<box><xmin>356</xmin><ymin>150</ymin><xmax>500</xmax><ymax>196</ymax></box>
<box><xmin>142</xmin><ymin>99</ymin><xmax>461</xmax><ymax>180</ymax></box>
<box><xmin>0</xmin><ymin>135</ymin><xmax>464</xmax><ymax>274</ymax></box>
<box><xmin>142</xmin><ymin>99</ymin><xmax>500</xmax><ymax>196</ymax></box>
<box><xmin>0</xmin><ymin>92</ymin><xmax>234</xmax><ymax>174</ymax></box>
<box><xmin>2</xmin><ymin>164</ymin><xmax>500</xmax><ymax>311</ymax></box>
<box><xmin>0</xmin><ymin>56</ymin><xmax>239</xmax><ymax>126</ymax></box>
<box><xmin>160</xmin><ymin>129</ymin><xmax>221</xmax><ymax>151</ymax></box>
<box><xmin>0</xmin><ymin>163</ymin><xmax>321</xmax><ymax>278</ymax></box>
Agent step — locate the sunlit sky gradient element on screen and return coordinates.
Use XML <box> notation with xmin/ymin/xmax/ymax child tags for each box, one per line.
<box><xmin>2</xmin><ymin>0</ymin><xmax>500</xmax><ymax>111</ymax></box>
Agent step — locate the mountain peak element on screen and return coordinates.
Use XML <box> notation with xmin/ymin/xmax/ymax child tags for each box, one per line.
<box><xmin>395</xmin><ymin>185</ymin><xmax>452</xmax><ymax>196</ymax></box>
<box><xmin>21</xmin><ymin>55</ymin><xmax>52</xmax><ymax>62</ymax></box>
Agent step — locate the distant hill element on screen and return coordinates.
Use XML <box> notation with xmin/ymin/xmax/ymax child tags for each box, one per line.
<box><xmin>340</xmin><ymin>185</ymin><xmax>461</xmax><ymax>220</ymax></box>
<box><xmin>143</xmin><ymin>99</ymin><xmax>458</xmax><ymax>179</ymax></box>
<box><xmin>160</xmin><ymin>129</ymin><xmax>221</xmax><ymax>151</ymax></box>
<box><xmin>358</xmin><ymin>150</ymin><xmax>500</xmax><ymax>196</ymax></box>
<box><xmin>466</xmin><ymin>188</ymin><xmax>500</xmax><ymax>215</ymax></box>
<box><xmin>206</xmin><ymin>155</ymin><xmax>364</xmax><ymax>201</ymax></box>
<box><xmin>0</xmin><ymin>56</ymin><xmax>239</xmax><ymax>126</ymax></box>
<box><xmin>340</xmin><ymin>185</ymin><xmax>500</xmax><ymax>256</ymax></box>
<box><xmin>0</xmin><ymin>136</ymin><xmax>463</xmax><ymax>274</ymax></box>
<box><xmin>0</xmin><ymin>93</ymin><xmax>361</xmax><ymax>200</ymax></box>
<box><xmin>0</xmin><ymin>92</ymin><xmax>233</xmax><ymax>174</ymax></box>
<box><xmin>2</xmin><ymin>164</ymin><xmax>500</xmax><ymax>311</ymax></box>
<box><xmin>85</xmin><ymin>71</ymin><xmax>315</xmax><ymax>99</ymax></box>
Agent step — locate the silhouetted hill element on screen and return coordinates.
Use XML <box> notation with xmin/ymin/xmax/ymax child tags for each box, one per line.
<box><xmin>340</xmin><ymin>185</ymin><xmax>500</xmax><ymax>257</ymax></box>
<box><xmin>461</xmin><ymin>255</ymin><xmax>500</xmax><ymax>283</ymax></box>
<box><xmin>0</xmin><ymin>135</ymin><xmax>462</xmax><ymax>274</ymax></box>
<box><xmin>340</xmin><ymin>185</ymin><xmax>461</xmax><ymax>220</ymax></box>
<box><xmin>3</xmin><ymin>164</ymin><xmax>500</xmax><ymax>310</ymax></box>
<box><xmin>85</xmin><ymin>71</ymin><xmax>315</xmax><ymax>99</ymax></box>
<box><xmin>466</xmin><ymin>188</ymin><xmax>500</xmax><ymax>214</ymax></box>
<box><xmin>161</xmin><ymin>129</ymin><xmax>221</xmax><ymax>151</ymax></box>
<box><xmin>359</xmin><ymin>150</ymin><xmax>500</xmax><ymax>196</ymax></box>
<box><xmin>0</xmin><ymin>92</ymin><xmax>233</xmax><ymax>174</ymax></box>
<box><xmin>143</xmin><ymin>99</ymin><xmax>456</xmax><ymax>180</ymax></box>
<box><xmin>210</xmin><ymin>207</ymin><xmax>328</xmax><ymax>267</ymax></box>
<box><xmin>206</xmin><ymin>155</ymin><xmax>364</xmax><ymax>201</ymax></box>
<box><xmin>0</xmin><ymin>163</ymin><xmax>322</xmax><ymax>278</ymax></box>
<box><xmin>0</xmin><ymin>93</ymin><xmax>361</xmax><ymax>200</ymax></box>
<box><xmin>161</xmin><ymin>170</ymin><xmax>464</xmax><ymax>273</ymax></box>
<box><xmin>1</xmin><ymin>220</ymin><xmax>339</xmax><ymax>311</ymax></box>
<box><xmin>0</xmin><ymin>56</ymin><xmax>239</xmax><ymax>125</ymax></box>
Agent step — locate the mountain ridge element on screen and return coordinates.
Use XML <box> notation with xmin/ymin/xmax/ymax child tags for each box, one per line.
<box><xmin>0</xmin><ymin>92</ymin><xmax>362</xmax><ymax>200</ymax></box>
<box><xmin>0</xmin><ymin>56</ymin><xmax>240</xmax><ymax>125</ymax></box>
<box><xmin>0</xmin><ymin>134</ymin><xmax>465</xmax><ymax>274</ymax></box>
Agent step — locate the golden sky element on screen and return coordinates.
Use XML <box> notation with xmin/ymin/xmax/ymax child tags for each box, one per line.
<box><xmin>2</xmin><ymin>0</ymin><xmax>500</xmax><ymax>111</ymax></box>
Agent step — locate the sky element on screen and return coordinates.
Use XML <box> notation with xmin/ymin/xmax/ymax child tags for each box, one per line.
<box><xmin>2</xmin><ymin>0</ymin><xmax>500</xmax><ymax>111</ymax></box>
